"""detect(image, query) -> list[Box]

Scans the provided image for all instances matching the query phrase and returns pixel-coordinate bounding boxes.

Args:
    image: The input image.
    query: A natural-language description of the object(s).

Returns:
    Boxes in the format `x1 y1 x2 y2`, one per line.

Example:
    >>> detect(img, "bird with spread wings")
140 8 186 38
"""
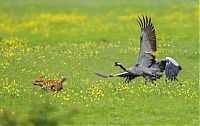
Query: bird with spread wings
95 15 182 84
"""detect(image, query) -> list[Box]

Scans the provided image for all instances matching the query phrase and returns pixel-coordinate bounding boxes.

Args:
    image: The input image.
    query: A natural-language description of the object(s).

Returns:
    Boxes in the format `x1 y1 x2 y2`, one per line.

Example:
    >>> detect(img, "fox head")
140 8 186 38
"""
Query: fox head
33 76 45 86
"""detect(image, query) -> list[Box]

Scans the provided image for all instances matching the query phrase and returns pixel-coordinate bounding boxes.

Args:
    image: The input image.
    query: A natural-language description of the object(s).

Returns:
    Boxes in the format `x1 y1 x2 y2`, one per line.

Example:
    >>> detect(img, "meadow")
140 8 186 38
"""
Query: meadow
0 0 199 125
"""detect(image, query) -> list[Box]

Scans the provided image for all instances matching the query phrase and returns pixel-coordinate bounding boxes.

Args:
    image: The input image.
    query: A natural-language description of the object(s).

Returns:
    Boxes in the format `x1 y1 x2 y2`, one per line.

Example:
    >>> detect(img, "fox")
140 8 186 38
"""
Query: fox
33 76 67 92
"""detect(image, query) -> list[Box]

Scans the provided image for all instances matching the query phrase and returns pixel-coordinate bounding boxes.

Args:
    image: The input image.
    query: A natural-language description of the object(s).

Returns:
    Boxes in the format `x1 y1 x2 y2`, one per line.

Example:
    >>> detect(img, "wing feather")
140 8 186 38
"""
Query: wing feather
165 57 181 81
95 72 138 83
137 15 157 67
95 72 130 78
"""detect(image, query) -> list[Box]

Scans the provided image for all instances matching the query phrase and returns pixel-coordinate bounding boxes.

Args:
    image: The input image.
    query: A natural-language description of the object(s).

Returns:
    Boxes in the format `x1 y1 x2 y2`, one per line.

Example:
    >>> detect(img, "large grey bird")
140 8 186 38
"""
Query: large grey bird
95 15 182 84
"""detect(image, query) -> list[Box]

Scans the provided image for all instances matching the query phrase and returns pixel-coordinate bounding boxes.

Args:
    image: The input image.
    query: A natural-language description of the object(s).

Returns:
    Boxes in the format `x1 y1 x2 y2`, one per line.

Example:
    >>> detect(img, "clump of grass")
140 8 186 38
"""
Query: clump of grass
0 95 79 126
0 109 22 126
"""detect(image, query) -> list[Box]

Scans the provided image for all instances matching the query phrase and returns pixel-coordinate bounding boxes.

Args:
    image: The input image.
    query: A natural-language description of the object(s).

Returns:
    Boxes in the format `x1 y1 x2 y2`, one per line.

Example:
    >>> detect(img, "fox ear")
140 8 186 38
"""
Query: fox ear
60 76 67 83
61 76 67 79
39 76 45 78
60 75 66 79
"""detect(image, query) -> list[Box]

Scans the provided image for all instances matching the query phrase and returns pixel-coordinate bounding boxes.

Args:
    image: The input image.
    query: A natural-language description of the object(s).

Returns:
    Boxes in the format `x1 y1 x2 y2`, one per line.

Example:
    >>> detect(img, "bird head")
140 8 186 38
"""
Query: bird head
113 62 122 66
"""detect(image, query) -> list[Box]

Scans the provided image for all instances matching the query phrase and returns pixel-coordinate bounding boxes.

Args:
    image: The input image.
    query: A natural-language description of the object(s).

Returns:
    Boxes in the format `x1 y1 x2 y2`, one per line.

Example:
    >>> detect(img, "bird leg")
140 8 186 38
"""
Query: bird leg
165 78 182 85
151 80 156 85
175 78 182 85
124 77 128 83
145 79 148 85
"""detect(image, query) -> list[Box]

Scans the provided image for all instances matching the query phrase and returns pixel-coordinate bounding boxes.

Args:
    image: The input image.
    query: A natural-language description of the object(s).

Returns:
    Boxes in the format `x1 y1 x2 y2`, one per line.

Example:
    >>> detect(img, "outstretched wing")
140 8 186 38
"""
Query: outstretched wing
137 15 156 67
95 72 138 83
95 72 129 78
150 59 166 72
165 57 182 81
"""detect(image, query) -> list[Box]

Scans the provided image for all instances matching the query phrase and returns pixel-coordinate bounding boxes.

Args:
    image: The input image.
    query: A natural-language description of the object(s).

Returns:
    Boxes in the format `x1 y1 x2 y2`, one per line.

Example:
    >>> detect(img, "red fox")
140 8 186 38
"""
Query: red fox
33 76 67 92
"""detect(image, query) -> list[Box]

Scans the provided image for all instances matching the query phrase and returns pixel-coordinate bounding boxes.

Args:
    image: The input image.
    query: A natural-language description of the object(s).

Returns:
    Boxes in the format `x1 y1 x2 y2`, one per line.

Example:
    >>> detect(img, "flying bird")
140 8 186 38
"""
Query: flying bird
95 15 182 84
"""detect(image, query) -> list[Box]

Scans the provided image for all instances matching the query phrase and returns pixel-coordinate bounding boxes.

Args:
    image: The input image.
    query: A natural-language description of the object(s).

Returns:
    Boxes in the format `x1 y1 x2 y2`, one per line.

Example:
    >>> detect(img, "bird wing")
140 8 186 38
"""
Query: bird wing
95 72 130 78
95 72 138 83
165 57 182 81
150 59 166 72
136 15 156 67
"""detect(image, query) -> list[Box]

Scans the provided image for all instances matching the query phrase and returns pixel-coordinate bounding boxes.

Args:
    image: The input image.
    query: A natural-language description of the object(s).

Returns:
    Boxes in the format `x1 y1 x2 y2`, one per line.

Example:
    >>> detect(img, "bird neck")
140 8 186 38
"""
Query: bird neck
118 64 127 71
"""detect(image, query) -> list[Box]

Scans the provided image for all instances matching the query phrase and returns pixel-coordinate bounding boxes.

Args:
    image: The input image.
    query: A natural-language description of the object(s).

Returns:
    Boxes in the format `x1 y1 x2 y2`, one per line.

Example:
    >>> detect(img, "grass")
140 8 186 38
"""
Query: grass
0 0 199 125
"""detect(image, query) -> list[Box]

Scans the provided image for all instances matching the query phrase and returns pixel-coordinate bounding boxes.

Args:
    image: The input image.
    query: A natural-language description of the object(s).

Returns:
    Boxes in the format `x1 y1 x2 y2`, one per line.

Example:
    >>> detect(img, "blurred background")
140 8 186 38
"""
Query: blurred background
0 0 198 44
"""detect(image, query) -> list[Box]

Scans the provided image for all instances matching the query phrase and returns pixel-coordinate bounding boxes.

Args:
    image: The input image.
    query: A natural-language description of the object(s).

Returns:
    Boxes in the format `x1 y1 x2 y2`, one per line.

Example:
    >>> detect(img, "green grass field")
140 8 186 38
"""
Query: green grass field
0 0 199 125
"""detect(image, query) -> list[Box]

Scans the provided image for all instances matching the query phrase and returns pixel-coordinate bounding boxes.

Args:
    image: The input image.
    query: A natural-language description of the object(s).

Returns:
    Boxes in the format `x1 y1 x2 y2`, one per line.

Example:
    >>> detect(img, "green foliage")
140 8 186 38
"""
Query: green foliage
28 96 58 126
0 95 79 126
0 109 21 126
